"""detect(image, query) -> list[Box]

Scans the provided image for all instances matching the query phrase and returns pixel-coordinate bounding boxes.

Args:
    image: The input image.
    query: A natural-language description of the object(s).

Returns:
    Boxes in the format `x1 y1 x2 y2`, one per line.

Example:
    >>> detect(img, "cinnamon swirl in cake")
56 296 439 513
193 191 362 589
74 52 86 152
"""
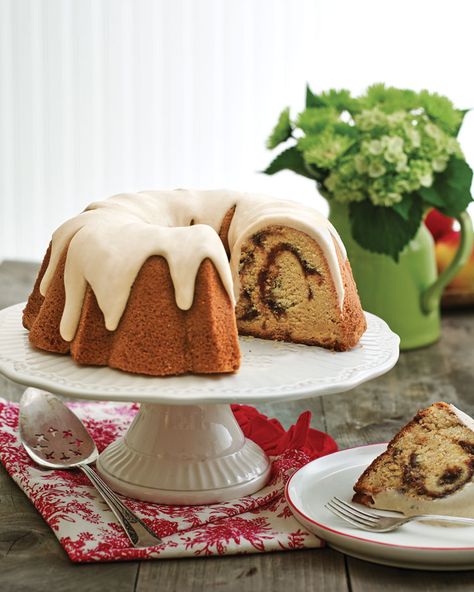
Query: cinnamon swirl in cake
353 402 474 517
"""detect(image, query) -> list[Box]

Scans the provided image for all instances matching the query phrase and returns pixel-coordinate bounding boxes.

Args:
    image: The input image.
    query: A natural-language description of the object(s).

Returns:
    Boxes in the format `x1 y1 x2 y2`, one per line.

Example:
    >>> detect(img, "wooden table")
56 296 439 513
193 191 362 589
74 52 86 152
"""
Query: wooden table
1 259 473 591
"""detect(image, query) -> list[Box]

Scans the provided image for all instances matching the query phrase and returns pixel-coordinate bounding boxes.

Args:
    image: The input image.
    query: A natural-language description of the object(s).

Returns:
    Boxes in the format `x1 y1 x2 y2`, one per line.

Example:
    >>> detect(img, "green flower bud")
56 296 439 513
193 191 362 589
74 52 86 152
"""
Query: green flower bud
354 154 368 174
324 172 339 193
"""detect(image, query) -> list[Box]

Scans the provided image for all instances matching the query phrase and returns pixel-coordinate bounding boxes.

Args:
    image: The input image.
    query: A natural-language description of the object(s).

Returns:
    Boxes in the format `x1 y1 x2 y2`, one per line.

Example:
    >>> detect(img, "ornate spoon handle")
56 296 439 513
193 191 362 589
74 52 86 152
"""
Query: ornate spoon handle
79 464 162 547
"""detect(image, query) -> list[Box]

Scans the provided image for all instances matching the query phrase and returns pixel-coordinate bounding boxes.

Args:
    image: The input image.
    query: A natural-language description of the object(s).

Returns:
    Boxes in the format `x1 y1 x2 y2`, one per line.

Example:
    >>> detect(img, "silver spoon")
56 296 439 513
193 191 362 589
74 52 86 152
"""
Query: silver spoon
19 388 162 548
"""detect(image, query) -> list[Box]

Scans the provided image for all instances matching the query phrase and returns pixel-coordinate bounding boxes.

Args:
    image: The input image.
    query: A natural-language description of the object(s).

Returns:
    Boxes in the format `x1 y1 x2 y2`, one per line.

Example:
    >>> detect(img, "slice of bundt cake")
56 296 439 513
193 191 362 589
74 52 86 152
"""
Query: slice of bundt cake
353 402 474 517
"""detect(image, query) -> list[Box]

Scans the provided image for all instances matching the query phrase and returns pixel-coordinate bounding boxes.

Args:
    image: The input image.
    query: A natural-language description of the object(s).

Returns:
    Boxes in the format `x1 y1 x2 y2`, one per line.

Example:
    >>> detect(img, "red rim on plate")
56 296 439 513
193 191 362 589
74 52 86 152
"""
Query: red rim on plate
285 443 474 552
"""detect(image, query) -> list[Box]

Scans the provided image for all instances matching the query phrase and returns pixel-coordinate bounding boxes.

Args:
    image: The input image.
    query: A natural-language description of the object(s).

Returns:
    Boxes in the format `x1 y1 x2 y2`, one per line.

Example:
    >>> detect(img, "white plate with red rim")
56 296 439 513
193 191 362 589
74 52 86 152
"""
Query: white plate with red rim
286 443 474 571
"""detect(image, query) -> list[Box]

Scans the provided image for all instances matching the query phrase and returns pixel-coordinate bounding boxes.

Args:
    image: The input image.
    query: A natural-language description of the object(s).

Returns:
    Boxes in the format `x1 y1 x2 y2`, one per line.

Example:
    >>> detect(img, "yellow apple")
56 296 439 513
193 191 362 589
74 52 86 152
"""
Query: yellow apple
435 230 474 292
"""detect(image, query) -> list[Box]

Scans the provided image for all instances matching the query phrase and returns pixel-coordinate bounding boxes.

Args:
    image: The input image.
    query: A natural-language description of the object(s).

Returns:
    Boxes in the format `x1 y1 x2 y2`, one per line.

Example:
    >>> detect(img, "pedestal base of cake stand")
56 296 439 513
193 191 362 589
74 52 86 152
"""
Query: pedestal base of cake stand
96 403 271 505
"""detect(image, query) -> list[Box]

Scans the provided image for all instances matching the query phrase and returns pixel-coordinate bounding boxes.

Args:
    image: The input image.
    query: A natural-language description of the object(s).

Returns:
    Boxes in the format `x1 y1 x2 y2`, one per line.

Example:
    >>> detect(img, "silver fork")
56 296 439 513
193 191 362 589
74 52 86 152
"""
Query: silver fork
325 496 474 532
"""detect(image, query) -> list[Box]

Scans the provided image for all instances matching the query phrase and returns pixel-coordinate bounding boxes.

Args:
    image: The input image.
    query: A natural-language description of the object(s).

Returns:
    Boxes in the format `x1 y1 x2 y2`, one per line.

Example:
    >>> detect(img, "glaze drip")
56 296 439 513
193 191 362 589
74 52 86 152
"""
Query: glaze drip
39 189 347 342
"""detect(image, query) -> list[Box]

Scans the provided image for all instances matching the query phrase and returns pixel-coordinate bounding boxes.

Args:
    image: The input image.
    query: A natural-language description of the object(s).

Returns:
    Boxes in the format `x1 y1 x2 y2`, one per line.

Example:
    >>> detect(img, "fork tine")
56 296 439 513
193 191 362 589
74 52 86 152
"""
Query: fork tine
328 499 376 526
325 500 374 528
331 498 378 525
325 502 371 528
333 497 379 522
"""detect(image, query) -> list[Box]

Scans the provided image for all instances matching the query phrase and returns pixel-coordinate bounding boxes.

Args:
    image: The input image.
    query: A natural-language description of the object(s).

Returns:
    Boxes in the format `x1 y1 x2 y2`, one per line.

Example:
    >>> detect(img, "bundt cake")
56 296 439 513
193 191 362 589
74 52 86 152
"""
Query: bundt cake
23 190 366 376
353 402 474 517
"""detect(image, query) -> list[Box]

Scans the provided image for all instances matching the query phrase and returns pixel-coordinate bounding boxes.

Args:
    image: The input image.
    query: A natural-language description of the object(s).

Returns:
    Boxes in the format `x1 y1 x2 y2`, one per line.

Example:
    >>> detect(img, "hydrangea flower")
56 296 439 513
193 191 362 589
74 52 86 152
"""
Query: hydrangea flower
316 108 461 208
264 84 472 260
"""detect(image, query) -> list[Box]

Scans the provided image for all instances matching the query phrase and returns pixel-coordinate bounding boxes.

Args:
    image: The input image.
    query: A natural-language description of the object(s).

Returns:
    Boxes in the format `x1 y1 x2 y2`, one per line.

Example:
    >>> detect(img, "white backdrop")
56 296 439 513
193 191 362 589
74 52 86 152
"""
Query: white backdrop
1 0 473 261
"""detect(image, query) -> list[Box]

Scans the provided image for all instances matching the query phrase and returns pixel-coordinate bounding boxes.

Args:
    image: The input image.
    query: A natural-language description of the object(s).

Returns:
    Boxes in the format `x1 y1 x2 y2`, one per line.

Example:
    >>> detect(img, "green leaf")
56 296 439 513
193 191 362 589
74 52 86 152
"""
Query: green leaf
413 188 444 209
349 196 423 261
418 157 473 216
266 107 293 149
333 121 358 138
454 108 470 137
391 194 414 221
306 84 318 108
419 90 464 136
262 146 317 179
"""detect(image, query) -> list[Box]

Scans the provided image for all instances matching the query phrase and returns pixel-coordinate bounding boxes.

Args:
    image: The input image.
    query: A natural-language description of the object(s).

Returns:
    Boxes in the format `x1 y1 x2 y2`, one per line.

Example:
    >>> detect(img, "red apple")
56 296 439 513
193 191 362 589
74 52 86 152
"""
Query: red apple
435 230 474 292
425 209 455 241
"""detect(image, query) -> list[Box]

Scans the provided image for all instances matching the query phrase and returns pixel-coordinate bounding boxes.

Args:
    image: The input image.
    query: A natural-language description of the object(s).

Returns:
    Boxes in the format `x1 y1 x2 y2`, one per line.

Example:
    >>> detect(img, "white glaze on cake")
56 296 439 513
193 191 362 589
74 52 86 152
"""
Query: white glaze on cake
370 482 474 518
450 404 474 432
39 189 347 342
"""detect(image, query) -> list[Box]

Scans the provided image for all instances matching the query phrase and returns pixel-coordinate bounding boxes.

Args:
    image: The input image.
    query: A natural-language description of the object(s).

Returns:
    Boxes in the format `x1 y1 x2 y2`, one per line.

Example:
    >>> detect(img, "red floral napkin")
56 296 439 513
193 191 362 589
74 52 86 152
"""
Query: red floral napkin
0 398 337 562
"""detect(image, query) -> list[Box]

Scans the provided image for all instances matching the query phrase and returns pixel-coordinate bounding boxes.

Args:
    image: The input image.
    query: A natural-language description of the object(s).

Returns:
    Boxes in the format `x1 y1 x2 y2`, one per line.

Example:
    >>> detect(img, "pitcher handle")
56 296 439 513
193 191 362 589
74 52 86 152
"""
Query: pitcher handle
421 211 474 314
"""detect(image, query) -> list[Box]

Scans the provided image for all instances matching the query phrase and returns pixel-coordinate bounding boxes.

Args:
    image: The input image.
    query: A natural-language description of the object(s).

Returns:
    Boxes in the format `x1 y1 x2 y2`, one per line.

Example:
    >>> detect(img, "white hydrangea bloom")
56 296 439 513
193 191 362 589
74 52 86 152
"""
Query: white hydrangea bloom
405 126 421 148
368 161 386 178
424 122 442 140
419 171 433 187
292 100 463 211
367 139 383 155
395 153 408 172
432 157 448 172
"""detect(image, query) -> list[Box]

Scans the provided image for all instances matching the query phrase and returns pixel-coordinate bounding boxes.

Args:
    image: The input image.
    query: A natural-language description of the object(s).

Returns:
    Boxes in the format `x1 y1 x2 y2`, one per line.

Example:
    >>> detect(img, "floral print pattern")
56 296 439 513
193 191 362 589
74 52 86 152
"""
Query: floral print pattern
0 399 337 562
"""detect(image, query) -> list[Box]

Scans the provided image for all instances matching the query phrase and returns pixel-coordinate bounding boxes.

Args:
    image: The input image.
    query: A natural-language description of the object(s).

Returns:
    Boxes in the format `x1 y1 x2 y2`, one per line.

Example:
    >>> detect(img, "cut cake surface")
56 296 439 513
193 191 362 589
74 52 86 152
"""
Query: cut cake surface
353 402 474 516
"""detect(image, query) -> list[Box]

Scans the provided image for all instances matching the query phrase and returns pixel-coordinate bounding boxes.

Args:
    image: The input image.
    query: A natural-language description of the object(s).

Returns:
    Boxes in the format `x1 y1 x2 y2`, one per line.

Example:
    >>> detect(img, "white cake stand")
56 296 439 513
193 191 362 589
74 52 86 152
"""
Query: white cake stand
0 303 399 504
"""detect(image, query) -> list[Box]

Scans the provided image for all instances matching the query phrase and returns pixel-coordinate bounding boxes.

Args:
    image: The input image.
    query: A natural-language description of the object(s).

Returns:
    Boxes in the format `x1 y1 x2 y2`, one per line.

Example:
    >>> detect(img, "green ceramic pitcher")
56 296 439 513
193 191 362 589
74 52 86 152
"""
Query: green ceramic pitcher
329 201 474 350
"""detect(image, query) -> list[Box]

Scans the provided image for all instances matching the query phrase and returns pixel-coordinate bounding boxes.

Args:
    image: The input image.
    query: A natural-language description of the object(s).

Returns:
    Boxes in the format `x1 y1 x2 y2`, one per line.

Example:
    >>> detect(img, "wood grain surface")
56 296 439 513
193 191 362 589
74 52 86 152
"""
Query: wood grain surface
1 260 473 591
